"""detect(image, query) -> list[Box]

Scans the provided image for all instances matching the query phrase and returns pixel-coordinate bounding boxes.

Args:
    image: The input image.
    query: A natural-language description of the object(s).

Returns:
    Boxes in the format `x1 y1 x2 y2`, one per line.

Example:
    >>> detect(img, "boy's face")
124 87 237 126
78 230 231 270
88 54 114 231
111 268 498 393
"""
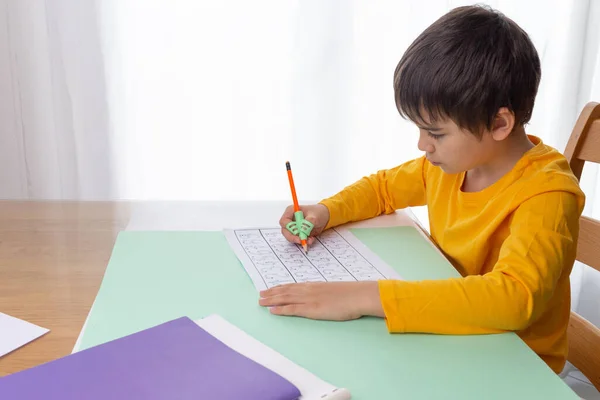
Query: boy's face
416 117 499 175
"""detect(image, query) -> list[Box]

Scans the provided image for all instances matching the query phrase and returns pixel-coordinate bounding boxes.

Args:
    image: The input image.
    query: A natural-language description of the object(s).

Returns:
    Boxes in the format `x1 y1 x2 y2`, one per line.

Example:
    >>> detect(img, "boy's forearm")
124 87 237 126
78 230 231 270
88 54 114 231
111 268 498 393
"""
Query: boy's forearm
377 274 532 334
320 158 428 229
319 177 390 229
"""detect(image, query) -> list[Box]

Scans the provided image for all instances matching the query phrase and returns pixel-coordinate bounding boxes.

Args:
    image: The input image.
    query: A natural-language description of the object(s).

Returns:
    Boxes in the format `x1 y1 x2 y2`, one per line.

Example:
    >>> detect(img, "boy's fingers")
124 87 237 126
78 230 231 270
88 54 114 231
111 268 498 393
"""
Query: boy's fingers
279 205 296 228
279 216 293 228
258 293 304 307
269 304 306 317
259 285 283 298
280 205 319 245
260 283 302 300
281 227 301 244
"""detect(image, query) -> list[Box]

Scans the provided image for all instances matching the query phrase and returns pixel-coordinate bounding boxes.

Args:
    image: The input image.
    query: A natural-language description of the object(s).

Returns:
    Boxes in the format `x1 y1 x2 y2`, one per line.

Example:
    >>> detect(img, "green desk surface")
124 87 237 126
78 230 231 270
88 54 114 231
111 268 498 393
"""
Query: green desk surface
77 226 578 399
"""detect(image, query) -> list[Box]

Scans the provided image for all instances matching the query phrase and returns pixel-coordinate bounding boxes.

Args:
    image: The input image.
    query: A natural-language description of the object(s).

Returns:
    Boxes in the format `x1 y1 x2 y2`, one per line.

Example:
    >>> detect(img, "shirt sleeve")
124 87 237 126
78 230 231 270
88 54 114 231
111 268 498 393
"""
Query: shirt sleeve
378 191 580 334
319 157 428 229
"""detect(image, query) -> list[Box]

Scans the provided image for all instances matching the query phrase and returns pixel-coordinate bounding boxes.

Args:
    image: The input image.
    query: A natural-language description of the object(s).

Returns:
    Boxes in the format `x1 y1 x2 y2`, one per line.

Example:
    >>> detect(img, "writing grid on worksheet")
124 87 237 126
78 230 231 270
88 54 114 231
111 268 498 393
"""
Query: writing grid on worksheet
228 228 398 290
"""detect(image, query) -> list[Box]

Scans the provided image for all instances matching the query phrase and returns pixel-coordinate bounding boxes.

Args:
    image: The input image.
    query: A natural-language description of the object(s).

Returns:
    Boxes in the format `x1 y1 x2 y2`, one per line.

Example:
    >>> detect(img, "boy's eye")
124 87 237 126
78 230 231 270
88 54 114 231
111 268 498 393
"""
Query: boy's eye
428 131 443 140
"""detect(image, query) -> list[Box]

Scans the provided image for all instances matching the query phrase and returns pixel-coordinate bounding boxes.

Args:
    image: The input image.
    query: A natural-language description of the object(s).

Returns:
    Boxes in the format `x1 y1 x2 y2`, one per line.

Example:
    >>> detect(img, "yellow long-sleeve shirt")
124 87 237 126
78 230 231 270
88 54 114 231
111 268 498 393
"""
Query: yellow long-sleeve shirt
320 136 585 373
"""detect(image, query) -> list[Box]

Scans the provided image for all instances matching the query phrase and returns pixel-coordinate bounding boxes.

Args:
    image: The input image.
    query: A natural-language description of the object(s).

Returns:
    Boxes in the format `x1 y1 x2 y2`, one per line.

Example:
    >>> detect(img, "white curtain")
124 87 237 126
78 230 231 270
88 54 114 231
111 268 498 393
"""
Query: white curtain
1 0 599 393
0 0 113 199
2 0 599 203
93 0 600 204
96 0 425 201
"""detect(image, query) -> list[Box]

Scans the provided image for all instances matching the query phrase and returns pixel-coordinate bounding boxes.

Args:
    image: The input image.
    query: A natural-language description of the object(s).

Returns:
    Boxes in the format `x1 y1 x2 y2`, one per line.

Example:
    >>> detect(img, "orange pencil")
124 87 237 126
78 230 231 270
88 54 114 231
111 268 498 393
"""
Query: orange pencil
285 161 308 253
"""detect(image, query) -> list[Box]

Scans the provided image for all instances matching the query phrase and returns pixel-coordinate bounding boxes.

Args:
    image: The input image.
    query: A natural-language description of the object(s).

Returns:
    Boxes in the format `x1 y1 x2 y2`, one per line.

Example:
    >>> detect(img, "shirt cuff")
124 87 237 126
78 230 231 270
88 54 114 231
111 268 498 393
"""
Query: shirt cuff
318 198 344 230
378 279 407 332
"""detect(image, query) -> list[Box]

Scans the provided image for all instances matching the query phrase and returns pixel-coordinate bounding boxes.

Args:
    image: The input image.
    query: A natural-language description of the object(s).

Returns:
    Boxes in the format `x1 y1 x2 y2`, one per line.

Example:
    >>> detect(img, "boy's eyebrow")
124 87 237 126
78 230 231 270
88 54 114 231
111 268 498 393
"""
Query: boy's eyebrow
417 125 442 132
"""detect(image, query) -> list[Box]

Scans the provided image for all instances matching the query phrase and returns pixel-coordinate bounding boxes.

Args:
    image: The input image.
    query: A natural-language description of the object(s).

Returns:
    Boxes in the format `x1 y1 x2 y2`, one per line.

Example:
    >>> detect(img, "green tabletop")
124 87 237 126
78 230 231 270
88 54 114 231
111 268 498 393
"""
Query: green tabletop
76 226 578 399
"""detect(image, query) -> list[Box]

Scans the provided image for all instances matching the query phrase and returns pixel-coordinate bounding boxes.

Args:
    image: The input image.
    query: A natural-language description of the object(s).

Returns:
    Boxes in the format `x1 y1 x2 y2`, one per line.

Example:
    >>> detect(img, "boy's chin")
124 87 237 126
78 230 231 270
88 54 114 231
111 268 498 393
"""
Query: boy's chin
437 164 459 174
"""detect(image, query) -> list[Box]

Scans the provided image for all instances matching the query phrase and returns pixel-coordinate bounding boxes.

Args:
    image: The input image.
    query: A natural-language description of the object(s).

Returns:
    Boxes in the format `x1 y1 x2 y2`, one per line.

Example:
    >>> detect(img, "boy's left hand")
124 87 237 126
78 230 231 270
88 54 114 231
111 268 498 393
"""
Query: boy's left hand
258 281 385 321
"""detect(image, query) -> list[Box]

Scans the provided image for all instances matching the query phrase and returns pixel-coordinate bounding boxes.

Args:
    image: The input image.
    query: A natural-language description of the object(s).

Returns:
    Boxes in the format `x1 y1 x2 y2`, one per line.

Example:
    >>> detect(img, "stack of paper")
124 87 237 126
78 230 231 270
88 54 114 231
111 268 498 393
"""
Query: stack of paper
197 314 351 399
0 314 350 400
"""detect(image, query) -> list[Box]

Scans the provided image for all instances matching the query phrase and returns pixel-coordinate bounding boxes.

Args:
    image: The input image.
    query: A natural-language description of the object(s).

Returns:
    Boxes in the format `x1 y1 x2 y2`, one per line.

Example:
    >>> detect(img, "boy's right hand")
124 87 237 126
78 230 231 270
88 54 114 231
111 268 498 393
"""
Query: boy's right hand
279 204 330 246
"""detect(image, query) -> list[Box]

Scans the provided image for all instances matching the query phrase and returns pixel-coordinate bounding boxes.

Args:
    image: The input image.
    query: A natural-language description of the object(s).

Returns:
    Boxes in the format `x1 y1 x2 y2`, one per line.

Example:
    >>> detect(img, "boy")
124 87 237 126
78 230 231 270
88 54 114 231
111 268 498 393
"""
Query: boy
258 5 585 374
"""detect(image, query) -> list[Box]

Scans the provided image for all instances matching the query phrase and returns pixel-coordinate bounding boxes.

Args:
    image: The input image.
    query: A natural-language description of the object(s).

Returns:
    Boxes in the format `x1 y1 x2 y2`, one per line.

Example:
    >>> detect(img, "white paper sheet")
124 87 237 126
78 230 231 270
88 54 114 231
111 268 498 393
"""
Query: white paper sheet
224 226 402 291
0 312 49 358
196 314 351 400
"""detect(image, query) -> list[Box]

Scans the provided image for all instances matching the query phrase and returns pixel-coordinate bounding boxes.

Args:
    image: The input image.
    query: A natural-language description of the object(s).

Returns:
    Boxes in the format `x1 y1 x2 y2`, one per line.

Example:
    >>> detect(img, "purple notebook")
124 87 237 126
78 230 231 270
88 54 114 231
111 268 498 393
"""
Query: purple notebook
0 317 301 400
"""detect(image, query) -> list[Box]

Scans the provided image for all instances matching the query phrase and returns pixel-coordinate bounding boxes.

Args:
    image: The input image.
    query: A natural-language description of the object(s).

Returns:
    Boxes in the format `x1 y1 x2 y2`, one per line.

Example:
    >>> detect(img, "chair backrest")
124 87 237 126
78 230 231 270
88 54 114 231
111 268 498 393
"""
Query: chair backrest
563 101 600 391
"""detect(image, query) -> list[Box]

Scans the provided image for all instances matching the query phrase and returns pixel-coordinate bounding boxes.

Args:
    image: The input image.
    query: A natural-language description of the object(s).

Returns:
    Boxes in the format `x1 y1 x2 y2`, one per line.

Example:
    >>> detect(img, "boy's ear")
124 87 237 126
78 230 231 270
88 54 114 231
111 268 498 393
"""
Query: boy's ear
491 107 515 141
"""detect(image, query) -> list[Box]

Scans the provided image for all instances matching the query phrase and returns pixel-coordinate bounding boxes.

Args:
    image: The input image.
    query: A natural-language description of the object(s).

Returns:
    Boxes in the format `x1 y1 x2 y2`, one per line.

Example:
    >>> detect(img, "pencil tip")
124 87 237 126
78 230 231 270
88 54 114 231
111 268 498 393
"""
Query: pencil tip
286 161 291 170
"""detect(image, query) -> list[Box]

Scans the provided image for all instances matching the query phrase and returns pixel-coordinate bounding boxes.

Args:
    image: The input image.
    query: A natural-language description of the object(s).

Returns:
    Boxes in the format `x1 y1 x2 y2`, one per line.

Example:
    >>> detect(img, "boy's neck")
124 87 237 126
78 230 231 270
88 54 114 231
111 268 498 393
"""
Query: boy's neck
463 127 535 193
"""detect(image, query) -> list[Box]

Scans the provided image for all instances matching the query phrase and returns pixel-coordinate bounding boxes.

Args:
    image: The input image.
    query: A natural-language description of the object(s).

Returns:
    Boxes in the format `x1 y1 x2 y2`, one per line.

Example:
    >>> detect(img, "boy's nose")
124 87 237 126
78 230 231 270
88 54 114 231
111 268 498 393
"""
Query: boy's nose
418 135 435 153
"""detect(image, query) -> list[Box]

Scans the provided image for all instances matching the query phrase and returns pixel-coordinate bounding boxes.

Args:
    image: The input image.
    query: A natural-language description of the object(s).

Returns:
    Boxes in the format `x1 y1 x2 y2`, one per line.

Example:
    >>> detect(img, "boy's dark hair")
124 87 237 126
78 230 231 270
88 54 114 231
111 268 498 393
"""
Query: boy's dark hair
393 5 541 137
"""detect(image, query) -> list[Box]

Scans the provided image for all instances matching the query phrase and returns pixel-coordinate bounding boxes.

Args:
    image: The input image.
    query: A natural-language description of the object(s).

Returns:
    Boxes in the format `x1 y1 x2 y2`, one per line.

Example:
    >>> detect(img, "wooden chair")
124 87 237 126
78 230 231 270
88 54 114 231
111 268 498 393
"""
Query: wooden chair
563 101 600 392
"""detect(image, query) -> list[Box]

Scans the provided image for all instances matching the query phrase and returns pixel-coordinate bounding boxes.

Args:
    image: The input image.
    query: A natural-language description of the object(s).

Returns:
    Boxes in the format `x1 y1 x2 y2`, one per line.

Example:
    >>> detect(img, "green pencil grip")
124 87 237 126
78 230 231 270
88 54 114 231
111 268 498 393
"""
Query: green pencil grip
285 211 314 240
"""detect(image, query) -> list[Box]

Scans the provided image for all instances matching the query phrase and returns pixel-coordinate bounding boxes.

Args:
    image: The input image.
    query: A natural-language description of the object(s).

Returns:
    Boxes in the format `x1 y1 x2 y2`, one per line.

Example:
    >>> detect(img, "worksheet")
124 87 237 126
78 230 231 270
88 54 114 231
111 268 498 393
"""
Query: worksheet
224 227 401 291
